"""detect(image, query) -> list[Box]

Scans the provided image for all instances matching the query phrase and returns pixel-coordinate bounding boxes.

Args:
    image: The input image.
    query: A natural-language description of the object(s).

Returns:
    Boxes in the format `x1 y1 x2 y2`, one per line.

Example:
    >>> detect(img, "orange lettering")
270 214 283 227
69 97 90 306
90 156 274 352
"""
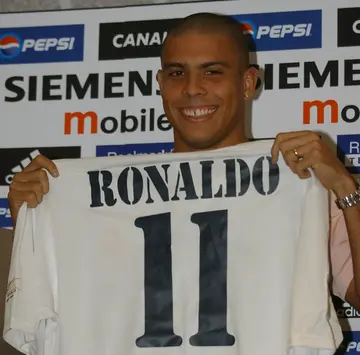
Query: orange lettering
303 100 339 124
64 111 98 135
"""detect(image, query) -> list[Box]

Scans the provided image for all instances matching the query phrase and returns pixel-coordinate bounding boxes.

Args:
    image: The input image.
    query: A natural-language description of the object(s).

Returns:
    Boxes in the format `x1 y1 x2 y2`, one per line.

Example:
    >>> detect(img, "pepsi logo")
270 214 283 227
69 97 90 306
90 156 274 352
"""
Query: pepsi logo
0 34 21 58
240 22 257 37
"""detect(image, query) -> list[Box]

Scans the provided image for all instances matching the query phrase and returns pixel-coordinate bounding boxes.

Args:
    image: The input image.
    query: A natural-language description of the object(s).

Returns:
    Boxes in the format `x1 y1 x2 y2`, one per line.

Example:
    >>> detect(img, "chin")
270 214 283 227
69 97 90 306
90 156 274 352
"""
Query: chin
185 136 220 150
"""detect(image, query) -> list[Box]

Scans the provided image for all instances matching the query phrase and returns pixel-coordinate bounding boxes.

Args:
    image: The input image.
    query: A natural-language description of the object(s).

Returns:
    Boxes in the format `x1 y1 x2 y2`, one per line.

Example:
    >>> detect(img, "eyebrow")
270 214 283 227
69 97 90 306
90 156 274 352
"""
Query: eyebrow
162 61 231 70
162 62 184 70
200 61 231 69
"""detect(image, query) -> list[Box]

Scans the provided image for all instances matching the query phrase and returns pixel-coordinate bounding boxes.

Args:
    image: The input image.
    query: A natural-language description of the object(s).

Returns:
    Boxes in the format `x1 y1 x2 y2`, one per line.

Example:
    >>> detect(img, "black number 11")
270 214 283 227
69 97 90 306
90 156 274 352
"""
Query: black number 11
134 210 235 348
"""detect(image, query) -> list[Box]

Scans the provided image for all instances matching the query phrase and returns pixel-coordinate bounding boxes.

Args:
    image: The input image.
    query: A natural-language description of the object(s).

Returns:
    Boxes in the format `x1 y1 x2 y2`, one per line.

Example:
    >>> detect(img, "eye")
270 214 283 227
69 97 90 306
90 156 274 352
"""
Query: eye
205 70 223 75
169 71 184 77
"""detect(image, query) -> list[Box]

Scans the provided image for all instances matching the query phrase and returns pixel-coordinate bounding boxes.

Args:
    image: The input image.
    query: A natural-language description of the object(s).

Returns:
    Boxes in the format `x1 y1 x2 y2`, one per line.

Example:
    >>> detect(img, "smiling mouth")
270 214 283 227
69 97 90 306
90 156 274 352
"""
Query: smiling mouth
180 107 218 121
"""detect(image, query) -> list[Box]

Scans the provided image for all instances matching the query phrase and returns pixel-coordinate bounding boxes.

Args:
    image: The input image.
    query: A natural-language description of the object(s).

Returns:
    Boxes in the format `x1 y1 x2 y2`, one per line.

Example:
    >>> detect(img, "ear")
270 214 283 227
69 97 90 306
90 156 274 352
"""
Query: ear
157 70 163 95
243 66 258 100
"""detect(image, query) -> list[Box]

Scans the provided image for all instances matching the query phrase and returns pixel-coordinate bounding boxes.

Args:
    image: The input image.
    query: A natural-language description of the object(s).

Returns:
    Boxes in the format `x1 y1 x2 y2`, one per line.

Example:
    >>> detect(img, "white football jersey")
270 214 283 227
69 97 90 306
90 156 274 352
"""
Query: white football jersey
3 141 342 355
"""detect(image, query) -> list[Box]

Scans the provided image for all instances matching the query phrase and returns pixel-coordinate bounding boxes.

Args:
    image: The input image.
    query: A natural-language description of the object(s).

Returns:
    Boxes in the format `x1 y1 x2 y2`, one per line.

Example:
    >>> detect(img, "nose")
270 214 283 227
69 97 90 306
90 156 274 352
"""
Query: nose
182 73 207 98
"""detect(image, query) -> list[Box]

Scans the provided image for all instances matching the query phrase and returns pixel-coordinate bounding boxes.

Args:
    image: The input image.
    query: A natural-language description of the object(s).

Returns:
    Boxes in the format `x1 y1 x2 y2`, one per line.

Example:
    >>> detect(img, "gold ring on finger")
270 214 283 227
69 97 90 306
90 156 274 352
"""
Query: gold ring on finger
293 148 300 159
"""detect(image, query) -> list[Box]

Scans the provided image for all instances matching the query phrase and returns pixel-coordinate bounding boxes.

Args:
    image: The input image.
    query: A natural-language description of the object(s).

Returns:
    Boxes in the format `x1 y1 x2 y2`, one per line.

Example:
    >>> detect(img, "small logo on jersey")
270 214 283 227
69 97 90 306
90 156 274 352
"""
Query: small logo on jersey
0 25 84 64
96 142 174 156
6 278 20 303
337 134 360 174
0 35 21 58
232 10 321 51
0 146 81 186
0 198 11 228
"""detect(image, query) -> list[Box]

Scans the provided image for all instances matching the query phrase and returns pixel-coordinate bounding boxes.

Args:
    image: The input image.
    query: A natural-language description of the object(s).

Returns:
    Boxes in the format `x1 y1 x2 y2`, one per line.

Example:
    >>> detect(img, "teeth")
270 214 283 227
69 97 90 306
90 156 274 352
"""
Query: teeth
182 108 216 117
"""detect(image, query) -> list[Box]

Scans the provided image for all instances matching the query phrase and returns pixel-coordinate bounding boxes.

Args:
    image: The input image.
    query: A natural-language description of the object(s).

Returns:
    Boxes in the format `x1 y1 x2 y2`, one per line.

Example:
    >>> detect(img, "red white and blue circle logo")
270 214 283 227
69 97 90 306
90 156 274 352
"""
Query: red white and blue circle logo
0 34 22 58
240 21 257 38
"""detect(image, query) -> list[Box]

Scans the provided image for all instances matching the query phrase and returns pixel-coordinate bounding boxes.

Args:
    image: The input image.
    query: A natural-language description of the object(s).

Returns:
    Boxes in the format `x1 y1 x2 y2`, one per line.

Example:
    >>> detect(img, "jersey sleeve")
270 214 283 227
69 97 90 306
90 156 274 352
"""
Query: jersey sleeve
290 177 343 352
329 192 353 300
3 203 58 355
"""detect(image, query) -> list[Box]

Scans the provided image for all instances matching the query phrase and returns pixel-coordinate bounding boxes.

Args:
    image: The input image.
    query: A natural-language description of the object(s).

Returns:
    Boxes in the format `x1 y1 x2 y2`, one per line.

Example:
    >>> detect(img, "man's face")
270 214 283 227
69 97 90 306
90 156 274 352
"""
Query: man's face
157 31 256 151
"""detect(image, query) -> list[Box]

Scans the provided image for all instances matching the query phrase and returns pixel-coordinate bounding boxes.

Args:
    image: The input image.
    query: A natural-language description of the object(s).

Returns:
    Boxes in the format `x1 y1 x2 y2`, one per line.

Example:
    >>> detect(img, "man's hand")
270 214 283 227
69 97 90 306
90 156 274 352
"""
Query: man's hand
7 155 58 226
271 131 356 197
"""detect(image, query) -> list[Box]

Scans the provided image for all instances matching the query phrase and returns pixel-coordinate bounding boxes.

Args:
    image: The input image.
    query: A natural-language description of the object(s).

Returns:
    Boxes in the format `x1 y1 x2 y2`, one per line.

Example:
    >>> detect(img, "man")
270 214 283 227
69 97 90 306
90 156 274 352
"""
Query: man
6 12 360 312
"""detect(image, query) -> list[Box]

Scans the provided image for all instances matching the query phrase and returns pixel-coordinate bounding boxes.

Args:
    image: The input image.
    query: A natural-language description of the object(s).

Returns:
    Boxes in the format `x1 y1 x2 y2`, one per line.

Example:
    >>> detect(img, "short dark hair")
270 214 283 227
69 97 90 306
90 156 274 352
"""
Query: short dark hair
161 12 249 69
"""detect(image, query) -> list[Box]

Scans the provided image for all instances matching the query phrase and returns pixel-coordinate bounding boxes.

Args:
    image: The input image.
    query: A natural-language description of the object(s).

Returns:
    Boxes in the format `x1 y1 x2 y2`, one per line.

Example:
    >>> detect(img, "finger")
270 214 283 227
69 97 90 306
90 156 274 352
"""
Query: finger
285 140 324 178
7 193 21 227
273 134 319 165
283 149 299 174
291 139 322 159
22 155 59 177
277 133 319 156
8 190 40 208
13 169 50 194
295 157 313 179
271 131 310 163
9 181 44 204
277 133 320 157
